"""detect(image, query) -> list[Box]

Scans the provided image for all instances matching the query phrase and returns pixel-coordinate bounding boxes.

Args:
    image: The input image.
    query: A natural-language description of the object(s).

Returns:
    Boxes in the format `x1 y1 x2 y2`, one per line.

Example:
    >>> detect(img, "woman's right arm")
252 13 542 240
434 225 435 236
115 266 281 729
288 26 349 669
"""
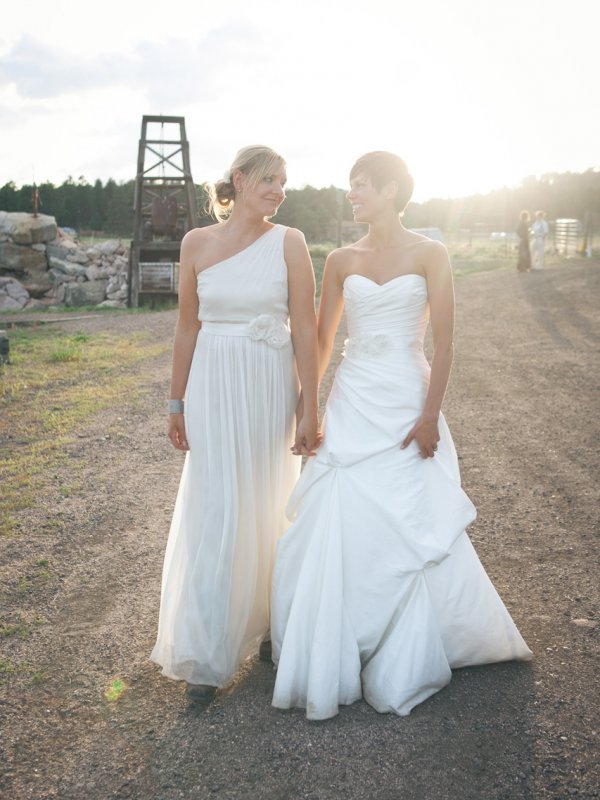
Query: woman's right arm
168 232 202 451
317 250 346 380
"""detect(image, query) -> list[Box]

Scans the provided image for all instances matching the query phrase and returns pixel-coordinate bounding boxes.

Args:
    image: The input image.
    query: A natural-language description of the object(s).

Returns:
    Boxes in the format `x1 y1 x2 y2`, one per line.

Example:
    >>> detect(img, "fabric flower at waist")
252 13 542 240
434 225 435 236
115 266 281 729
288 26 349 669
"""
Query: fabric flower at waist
247 314 291 349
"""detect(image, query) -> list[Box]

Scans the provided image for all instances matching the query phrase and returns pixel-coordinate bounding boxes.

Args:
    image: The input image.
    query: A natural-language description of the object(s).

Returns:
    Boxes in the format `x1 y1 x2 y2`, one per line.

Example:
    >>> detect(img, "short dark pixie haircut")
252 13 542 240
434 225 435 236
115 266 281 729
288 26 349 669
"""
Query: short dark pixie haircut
350 151 414 213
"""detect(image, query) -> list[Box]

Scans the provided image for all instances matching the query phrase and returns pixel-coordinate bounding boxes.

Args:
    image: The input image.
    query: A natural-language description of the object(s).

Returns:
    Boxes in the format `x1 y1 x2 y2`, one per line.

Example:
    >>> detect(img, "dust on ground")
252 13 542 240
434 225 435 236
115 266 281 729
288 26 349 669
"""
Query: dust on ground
1 260 599 800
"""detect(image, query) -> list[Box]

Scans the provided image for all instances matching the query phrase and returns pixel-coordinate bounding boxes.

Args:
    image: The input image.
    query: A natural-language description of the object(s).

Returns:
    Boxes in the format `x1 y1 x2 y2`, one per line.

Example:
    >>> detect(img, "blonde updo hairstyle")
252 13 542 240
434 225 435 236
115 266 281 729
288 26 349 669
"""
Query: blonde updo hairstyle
206 145 286 222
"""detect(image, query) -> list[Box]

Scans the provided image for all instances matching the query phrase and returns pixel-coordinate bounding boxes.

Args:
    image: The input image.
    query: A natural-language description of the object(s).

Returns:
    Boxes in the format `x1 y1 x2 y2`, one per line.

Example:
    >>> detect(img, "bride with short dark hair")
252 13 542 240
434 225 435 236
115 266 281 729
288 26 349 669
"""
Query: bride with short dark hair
271 151 532 720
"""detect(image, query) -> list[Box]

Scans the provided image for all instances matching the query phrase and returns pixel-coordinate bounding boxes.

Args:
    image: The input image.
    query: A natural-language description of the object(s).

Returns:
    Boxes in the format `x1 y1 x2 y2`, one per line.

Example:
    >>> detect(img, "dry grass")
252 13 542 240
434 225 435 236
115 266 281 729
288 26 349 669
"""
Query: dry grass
0 327 170 536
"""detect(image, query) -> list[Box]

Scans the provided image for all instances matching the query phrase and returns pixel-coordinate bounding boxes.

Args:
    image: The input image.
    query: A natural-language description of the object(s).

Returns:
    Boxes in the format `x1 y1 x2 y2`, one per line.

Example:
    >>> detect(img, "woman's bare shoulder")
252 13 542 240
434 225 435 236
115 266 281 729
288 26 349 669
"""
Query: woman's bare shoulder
281 225 305 240
282 226 308 252
327 241 365 265
418 239 451 283
181 224 220 250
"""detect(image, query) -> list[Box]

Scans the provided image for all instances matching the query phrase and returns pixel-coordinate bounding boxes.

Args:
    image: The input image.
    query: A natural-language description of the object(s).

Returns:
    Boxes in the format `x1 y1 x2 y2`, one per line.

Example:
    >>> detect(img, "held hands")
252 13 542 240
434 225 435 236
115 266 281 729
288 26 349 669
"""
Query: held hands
401 416 440 459
168 413 190 451
291 415 322 457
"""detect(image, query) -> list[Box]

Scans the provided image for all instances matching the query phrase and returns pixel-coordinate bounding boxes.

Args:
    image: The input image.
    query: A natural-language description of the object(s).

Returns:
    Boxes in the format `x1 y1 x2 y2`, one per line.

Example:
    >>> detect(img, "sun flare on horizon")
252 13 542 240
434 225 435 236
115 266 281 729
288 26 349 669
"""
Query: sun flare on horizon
0 0 597 201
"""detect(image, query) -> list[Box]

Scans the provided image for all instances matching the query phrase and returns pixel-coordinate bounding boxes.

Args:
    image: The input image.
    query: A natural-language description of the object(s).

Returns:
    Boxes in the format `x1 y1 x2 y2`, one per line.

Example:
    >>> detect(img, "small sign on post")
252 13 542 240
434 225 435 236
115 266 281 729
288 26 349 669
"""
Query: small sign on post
0 330 10 365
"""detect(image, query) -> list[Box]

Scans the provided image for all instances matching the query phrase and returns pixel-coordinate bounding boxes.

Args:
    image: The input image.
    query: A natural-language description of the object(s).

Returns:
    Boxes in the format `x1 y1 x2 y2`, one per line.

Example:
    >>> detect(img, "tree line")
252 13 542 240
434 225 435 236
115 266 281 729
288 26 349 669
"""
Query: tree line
0 169 598 241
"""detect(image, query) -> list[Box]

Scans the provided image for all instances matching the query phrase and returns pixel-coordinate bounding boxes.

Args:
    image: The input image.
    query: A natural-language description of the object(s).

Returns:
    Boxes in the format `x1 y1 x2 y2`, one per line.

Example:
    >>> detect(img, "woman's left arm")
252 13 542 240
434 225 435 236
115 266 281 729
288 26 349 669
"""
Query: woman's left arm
402 242 455 458
285 228 320 456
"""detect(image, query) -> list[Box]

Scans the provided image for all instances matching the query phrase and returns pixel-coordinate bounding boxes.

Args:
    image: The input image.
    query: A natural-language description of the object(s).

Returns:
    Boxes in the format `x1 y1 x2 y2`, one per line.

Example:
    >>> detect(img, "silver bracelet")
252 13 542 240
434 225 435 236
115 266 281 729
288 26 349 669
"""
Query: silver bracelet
168 399 184 414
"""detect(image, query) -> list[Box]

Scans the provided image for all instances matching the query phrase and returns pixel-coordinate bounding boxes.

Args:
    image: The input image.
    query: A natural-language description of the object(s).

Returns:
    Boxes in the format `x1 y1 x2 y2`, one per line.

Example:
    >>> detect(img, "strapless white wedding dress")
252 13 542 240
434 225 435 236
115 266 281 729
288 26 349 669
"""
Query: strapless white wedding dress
271 273 532 720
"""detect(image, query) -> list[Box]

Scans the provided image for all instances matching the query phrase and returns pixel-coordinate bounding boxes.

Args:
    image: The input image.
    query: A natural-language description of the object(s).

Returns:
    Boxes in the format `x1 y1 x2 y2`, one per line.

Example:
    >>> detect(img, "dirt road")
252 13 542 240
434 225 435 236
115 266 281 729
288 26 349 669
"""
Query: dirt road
1 260 599 799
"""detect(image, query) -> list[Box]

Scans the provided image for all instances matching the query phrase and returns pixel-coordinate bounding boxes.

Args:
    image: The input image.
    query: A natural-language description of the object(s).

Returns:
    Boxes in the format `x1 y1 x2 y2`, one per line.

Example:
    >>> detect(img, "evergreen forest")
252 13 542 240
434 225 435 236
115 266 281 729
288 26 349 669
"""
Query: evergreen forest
0 169 598 242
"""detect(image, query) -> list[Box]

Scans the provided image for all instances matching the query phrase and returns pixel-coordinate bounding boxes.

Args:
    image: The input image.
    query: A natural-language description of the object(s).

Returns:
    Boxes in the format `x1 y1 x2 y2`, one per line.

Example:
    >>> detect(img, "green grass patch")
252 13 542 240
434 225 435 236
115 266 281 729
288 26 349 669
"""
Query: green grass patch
105 677 127 702
0 659 48 685
0 326 170 536
58 482 83 498
0 613 45 638
50 343 81 362
0 619 30 638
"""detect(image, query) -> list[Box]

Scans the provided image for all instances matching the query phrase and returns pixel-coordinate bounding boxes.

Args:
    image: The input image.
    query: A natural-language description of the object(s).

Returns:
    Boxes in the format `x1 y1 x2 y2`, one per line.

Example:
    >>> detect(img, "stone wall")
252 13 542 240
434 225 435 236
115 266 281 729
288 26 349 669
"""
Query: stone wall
0 211 129 310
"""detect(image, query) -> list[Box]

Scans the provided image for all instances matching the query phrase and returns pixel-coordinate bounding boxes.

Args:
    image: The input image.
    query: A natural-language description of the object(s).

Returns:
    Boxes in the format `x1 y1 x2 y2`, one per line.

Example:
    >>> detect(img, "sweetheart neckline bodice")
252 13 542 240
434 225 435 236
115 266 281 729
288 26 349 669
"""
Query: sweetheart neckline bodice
343 273 426 290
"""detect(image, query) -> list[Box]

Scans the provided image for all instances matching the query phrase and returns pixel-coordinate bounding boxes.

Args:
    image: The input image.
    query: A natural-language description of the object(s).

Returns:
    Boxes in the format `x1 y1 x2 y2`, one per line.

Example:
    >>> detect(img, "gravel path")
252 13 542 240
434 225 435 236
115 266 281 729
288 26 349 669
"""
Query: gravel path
1 260 599 799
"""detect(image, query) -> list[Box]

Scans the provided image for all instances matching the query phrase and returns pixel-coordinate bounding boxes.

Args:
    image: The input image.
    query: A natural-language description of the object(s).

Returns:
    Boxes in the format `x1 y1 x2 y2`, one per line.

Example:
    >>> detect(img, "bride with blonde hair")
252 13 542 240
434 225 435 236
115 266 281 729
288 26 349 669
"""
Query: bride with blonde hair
151 145 319 702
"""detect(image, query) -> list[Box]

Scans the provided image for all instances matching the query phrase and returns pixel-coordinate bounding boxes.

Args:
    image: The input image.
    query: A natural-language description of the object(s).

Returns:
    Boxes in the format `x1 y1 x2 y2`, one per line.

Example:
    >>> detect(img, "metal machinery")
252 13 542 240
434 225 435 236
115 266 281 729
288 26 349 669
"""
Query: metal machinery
128 115 199 306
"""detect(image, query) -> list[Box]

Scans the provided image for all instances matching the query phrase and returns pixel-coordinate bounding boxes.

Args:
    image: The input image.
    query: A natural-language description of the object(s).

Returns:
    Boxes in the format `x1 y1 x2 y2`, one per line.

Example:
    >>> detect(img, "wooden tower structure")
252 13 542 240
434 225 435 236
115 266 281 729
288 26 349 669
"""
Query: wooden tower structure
128 115 199 306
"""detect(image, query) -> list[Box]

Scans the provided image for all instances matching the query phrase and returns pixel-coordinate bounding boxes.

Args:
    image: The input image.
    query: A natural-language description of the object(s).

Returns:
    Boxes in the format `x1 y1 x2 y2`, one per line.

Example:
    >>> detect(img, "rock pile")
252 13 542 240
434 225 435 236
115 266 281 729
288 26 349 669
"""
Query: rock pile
0 276 45 311
0 211 129 310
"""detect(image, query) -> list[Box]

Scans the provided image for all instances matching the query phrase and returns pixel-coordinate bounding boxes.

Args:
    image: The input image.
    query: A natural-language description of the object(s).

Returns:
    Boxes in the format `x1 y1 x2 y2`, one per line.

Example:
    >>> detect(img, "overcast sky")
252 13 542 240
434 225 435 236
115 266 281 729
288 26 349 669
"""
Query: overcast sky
1 0 598 201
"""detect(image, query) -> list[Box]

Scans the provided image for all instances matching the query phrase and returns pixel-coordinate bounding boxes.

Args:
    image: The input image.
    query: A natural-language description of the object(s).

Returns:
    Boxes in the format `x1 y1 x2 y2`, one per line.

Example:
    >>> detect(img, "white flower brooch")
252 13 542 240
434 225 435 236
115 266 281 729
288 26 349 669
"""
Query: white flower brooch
247 315 291 349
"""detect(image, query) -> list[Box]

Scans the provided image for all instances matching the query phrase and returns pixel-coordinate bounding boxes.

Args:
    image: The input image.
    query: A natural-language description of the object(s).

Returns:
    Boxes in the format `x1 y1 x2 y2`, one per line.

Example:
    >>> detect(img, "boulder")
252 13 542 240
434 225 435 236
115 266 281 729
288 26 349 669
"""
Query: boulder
66 250 90 265
54 283 66 303
22 276 53 298
84 264 101 281
112 254 128 272
0 212 57 245
48 268 72 287
0 277 30 310
97 299 126 309
107 287 128 301
48 256 87 278
46 239 78 261
31 243 47 252
98 239 120 256
65 279 108 306
106 275 123 294
5 280 30 303
0 294 22 311
0 241 48 273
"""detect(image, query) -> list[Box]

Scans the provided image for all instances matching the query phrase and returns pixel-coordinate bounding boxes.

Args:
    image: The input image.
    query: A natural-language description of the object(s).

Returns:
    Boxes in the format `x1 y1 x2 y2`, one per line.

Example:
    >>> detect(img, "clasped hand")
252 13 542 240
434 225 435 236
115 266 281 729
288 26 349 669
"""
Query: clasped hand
291 415 321 457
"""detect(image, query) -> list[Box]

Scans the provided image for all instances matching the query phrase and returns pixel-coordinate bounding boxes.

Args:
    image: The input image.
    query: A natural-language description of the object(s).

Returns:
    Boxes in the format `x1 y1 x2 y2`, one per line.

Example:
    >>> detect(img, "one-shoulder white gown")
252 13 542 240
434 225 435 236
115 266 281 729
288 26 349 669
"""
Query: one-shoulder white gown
151 224 300 687
271 273 532 720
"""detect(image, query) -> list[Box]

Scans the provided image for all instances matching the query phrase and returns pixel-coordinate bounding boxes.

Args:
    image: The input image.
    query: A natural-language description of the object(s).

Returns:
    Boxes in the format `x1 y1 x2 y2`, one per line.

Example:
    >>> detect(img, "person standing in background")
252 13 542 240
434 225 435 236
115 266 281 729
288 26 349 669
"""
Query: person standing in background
532 210 549 270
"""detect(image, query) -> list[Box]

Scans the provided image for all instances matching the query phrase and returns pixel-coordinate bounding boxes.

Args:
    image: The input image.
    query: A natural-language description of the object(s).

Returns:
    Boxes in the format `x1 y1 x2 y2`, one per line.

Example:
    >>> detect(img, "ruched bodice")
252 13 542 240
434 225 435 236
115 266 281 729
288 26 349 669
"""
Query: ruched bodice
344 273 429 342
